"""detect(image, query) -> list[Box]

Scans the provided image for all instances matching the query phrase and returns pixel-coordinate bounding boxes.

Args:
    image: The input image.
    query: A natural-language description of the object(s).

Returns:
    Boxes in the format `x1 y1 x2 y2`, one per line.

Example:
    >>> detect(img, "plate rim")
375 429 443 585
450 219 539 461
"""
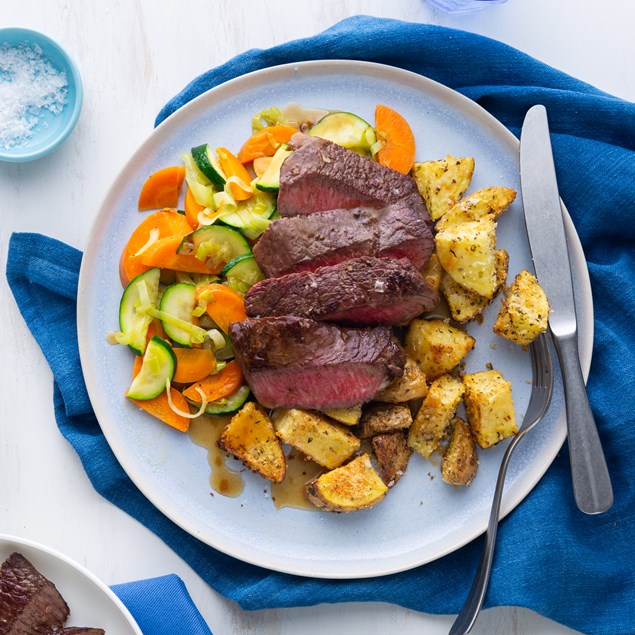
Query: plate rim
77 59 593 579
0 533 143 633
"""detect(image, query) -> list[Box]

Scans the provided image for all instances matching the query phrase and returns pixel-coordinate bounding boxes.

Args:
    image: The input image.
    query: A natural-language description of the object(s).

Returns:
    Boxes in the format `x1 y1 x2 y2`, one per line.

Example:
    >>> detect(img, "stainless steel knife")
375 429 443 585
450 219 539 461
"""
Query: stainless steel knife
520 104 613 514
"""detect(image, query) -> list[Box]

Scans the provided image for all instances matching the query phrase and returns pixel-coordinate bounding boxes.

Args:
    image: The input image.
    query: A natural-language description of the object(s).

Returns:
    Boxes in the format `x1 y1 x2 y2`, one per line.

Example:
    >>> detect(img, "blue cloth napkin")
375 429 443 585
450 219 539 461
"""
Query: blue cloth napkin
111 575 212 635
6 16 635 635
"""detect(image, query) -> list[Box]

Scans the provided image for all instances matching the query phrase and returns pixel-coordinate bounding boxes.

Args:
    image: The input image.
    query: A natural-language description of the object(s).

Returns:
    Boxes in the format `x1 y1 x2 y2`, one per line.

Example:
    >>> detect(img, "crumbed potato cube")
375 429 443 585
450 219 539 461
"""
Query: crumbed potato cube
218 402 286 483
421 253 443 292
435 216 498 298
408 375 465 458
493 270 550 345
272 408 360 469
411 155 475 221
372 431 411 487
463 370 517 448
405 318 475 380
322 405 362 426
441 249 509 323
306 453 388 512
357 404 413 439
441 417 479 486
375 356 428 403
435 187 516 231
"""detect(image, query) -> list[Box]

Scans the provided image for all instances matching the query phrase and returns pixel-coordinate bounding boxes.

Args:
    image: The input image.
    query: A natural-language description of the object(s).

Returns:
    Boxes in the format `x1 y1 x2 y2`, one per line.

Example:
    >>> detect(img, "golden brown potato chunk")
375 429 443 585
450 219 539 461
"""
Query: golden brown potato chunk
411 155 475 221
218 402 286 483
405 318 475 380
441 249 509 323
435 187 516 231
408 375 465 458
372 431 411 487
463 370 517 448
420 253 443 293
441 417 479 486
375 356 428 403
322 405 362 426
493 270 550 345
272 408 360 469
357 403 413 439
436 216 498 298
306 454 388 512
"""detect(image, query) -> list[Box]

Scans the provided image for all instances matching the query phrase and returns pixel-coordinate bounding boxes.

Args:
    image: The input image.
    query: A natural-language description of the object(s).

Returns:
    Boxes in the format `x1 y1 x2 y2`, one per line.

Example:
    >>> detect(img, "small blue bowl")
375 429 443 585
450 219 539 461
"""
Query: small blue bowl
0 28 83 162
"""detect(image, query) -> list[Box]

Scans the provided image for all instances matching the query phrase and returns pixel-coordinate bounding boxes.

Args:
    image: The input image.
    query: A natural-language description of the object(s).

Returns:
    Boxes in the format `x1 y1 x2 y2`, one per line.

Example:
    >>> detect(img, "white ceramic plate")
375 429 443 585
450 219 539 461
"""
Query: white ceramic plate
77 60 592 579
0 534 142 633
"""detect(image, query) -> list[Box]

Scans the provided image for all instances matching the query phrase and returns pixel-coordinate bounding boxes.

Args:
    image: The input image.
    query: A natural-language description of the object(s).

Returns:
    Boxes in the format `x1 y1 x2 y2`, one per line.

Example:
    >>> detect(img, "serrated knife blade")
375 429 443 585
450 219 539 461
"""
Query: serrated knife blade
520 105 613 514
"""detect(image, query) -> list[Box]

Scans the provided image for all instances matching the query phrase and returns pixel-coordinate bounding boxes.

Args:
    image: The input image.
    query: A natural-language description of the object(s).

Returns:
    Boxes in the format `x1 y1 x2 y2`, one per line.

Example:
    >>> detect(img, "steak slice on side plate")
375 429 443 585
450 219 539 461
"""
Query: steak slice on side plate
277 134 431 226
229 316 405 410
0 552 70 635
252 201 434 278
245 257 439 326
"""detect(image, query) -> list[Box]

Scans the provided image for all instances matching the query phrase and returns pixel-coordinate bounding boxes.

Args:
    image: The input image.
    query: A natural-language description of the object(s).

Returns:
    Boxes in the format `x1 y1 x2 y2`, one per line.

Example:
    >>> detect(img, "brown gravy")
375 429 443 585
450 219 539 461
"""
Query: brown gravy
271 452 323 511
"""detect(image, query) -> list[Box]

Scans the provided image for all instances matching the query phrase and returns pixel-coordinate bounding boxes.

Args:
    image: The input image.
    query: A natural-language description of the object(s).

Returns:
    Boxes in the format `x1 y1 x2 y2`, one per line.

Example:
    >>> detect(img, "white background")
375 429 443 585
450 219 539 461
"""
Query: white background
1 1 633 634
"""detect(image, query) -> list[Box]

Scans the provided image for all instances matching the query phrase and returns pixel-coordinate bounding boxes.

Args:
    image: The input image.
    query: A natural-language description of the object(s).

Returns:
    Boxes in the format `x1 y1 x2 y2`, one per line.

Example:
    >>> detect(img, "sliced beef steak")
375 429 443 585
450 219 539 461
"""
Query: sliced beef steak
229 316 405 409
45 629 105 635
245 257 439 326
277 134 430 225
253 201 434 278
0 552 70 635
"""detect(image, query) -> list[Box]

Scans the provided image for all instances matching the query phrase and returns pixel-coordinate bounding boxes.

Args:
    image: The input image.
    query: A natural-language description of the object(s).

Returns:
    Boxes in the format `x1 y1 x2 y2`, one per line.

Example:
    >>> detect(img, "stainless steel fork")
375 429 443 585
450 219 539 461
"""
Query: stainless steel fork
449 332 554 635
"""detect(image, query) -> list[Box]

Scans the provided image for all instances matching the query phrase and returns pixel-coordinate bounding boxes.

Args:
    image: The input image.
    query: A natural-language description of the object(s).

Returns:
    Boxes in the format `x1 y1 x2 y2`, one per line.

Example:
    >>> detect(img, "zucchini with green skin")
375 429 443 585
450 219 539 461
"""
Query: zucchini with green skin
159 283 198 347
181 152 216 208
118 267 161 355
204 385 251 415
309 112 377 154
191 144 226 190
219 189 277 240
127 336 176 400
255 144 292 193
222 254 265 293
177 225 252 269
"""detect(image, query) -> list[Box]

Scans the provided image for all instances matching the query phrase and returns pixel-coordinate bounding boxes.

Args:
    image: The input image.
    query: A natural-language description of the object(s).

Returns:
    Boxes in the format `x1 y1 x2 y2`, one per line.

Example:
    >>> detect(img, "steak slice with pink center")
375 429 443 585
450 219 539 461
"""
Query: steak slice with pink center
244 257 439 326
229 316 405 410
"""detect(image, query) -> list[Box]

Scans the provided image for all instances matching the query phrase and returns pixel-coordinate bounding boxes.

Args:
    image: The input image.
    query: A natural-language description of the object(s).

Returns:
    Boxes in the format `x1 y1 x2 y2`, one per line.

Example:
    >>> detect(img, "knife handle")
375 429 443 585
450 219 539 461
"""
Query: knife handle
554 333 614 514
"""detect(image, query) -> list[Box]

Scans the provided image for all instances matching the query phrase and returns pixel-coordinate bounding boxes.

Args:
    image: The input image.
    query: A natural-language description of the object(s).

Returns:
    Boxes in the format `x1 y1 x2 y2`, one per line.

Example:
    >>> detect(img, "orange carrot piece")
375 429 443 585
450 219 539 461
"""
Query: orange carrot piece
375 104 416 175
216 147 253 201
138 166 186 211
140 235 222 274
184 187 205 228
237 125 297 163
195 284 246 333
128 356 190 432
173 348 217 384
182 360 243 403
119 209 193 286
252 156 272 179
145 319 167 346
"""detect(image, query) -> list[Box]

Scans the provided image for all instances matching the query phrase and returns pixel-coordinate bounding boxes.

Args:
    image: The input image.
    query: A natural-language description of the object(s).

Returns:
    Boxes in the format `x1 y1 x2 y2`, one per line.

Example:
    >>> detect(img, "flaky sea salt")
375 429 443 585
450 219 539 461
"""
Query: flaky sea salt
0 42 68 150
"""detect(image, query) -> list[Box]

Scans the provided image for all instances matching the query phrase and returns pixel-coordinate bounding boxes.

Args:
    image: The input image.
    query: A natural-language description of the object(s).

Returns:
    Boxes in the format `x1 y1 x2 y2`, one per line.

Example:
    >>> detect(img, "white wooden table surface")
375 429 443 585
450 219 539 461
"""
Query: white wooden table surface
1 1 633 634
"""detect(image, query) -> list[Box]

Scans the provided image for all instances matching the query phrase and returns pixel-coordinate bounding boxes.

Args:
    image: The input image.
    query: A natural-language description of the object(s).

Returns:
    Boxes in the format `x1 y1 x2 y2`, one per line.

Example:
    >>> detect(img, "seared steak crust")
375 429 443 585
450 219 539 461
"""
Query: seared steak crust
245 257 439 326
277 134 430 224
229 316 405 409
0 553 70 635
253 201 434 278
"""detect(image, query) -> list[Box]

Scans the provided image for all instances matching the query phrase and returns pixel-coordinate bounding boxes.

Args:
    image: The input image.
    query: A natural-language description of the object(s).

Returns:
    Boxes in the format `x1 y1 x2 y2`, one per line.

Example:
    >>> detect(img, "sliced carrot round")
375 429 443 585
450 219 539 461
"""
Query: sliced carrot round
375 104 416 175
140 235 223 274
138 166 186 211
216 147 253 201
184 187 205 228
252 156 272 179
237 125 298 163
182 360 244 403
173 348 217 384
195 284 246 333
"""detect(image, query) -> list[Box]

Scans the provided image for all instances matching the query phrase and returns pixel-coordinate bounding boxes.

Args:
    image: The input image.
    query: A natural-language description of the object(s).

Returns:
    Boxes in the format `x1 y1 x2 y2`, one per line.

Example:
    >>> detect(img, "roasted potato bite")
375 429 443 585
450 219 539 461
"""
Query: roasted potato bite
441 249 509 323
411 155 475 221
435 216 498 298
306 454 388 512
405 318 475 380
441 417 479 486
218 402 286 483
408 374 465 458
375 356 428 403
357 403 413 438
372 431 411 487
272 408 360 469
435 186 516 231
493 270 550 345
420 253 443 293
463 370 517 448
322 405 362 426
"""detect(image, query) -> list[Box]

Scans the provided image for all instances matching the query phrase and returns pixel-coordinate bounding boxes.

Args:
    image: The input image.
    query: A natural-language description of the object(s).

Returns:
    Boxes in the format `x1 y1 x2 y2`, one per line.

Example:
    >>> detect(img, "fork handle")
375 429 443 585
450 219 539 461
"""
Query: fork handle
554 333 613 514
